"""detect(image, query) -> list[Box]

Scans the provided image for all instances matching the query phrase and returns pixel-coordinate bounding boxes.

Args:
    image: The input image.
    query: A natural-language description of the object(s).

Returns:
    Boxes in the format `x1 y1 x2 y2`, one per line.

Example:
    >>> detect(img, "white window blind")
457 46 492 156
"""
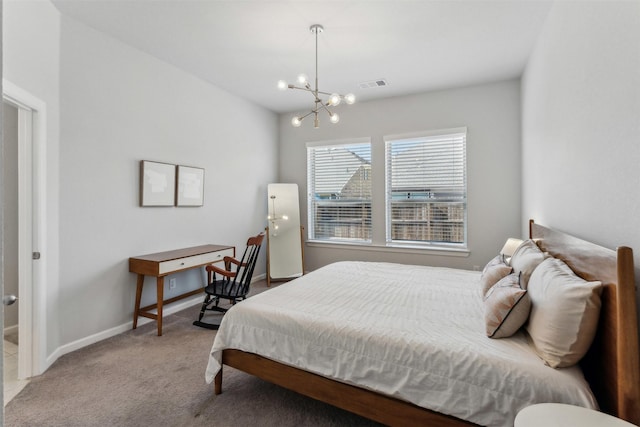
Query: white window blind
307 142 372 242
385 130 467 246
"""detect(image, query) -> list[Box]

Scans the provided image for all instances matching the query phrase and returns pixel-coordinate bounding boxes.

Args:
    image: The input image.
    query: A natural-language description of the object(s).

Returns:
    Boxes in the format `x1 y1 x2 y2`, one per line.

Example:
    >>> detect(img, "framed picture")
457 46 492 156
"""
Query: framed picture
140 160 176 207
176 165 205 206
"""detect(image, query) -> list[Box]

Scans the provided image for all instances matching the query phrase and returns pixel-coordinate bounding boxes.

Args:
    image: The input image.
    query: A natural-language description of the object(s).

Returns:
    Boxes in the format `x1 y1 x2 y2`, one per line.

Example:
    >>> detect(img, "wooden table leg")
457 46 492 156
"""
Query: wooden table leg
133 274 144 329
156 276 164 336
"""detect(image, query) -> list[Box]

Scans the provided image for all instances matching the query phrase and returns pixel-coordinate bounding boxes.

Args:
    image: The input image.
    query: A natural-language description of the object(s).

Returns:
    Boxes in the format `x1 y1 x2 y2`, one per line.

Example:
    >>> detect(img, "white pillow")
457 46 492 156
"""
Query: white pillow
509 239 547 289
525 257 602 368
479 257 513 297
484 272 531 339
482 254 505 275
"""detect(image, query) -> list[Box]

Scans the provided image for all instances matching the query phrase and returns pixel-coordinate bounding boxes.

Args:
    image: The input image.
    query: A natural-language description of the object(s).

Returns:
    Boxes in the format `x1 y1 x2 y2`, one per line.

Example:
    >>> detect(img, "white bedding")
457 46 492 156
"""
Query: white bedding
206 261 597 426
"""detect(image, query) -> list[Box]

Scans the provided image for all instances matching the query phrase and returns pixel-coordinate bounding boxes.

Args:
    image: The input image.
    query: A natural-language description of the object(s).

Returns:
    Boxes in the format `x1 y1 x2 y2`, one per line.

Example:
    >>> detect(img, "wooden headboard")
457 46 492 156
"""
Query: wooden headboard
529 220 640 424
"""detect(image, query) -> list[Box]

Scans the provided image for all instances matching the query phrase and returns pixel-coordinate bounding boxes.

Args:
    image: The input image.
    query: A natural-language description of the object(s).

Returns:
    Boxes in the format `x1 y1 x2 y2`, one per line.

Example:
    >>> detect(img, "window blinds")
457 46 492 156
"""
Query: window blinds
307 142 372 242
385 132 467 245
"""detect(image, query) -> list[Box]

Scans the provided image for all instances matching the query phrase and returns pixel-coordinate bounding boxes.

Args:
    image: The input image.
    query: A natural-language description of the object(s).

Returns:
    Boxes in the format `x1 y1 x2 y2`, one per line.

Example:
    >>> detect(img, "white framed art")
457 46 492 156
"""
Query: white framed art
176 165 205 206
140 160 176 207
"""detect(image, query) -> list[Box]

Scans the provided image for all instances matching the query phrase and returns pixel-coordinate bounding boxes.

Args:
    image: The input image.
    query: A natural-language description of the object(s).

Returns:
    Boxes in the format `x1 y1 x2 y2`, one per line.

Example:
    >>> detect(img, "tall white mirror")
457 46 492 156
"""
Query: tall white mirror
267 183 304 285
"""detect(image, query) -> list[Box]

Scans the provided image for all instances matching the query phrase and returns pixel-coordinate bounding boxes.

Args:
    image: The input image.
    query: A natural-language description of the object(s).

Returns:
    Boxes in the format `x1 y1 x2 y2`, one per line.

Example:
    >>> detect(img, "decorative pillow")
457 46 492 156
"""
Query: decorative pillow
482 254 505 274
525 257 602 368
509 239 548 289
480 258 513 296
484 272 531 338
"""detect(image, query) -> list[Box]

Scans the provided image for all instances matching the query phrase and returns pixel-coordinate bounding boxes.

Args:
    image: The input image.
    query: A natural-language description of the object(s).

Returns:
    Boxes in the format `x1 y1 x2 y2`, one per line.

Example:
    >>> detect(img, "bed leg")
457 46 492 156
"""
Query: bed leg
214 368 222 395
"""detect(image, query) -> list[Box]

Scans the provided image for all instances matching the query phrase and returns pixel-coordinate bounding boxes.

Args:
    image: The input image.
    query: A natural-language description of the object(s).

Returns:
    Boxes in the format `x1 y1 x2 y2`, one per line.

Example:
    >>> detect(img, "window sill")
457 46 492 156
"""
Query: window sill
305 240 470 257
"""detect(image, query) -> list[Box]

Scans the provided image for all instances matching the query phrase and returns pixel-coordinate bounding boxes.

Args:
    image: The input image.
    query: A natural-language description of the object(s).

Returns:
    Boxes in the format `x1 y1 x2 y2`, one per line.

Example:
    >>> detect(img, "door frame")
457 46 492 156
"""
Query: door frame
3 79 47 378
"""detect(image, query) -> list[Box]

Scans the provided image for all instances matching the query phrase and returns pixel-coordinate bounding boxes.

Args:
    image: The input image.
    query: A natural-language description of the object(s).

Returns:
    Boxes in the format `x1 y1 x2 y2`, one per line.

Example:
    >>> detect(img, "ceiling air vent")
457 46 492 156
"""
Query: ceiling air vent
358 79 388 89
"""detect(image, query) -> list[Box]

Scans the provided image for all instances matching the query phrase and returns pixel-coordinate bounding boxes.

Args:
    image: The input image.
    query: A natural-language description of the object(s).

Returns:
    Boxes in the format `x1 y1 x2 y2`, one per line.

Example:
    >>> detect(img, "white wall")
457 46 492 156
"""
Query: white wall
4 1 278 360
521 2 640 321
57 15 278 345
280 79 522 271
3 0 61 357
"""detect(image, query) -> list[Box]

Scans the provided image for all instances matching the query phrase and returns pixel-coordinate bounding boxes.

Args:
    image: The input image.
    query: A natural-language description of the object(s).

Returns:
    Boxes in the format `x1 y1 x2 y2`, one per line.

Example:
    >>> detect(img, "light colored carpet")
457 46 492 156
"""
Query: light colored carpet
4 281 381 427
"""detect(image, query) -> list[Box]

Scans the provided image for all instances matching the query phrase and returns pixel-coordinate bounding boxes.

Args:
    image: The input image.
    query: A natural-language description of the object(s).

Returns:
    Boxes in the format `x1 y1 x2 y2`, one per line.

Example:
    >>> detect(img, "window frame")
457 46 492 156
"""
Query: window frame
306 137 373 244
384 127 468 249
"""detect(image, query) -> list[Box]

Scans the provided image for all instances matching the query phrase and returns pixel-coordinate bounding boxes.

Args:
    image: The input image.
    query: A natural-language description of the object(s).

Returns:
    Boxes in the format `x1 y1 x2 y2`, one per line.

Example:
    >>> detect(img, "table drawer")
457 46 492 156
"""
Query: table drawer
158 248 234 275
200 248 235 264
159 255 202 274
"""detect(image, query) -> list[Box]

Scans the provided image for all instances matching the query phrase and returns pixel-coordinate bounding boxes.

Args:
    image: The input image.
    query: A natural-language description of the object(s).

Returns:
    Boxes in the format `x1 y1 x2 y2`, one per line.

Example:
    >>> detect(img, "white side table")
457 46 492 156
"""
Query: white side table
515 403 637 427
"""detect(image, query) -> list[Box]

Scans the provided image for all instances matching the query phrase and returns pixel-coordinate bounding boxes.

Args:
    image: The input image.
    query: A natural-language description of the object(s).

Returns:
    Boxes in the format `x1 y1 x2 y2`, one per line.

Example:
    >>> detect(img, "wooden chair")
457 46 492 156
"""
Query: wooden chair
193 232 264 330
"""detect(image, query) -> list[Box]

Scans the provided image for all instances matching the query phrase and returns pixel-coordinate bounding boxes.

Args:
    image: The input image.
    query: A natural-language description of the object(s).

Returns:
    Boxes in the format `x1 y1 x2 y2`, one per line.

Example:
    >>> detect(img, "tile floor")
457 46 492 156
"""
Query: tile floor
4 340 30 405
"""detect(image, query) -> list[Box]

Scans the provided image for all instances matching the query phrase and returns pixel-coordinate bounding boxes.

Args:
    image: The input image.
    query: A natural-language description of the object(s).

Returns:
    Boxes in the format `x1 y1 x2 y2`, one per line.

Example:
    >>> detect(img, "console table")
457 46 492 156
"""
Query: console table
129 244 235 336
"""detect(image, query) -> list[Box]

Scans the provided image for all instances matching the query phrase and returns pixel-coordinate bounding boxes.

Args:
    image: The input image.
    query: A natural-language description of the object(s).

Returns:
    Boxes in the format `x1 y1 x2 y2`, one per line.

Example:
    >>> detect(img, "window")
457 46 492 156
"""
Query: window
385 129 467 247
307 140 372 243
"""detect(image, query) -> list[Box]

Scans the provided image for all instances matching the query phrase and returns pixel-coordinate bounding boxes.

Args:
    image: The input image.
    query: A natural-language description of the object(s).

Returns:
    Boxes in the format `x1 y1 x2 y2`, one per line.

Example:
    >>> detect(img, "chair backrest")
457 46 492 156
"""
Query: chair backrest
229 232 264 297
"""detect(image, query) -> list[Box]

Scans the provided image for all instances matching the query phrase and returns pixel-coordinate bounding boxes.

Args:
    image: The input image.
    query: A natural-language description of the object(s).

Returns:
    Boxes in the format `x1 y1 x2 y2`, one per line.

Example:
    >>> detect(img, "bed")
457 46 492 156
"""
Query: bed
205 220 640 426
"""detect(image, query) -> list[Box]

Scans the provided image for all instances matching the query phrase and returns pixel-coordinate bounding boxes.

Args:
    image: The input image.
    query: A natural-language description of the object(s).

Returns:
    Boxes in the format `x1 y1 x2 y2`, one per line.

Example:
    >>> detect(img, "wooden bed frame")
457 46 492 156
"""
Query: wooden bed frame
214 220 640 426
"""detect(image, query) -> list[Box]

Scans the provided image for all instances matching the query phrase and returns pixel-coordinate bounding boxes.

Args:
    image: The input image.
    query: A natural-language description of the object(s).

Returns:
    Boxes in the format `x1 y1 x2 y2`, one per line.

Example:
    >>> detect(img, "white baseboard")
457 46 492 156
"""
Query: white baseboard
44 274 266 371
46 294 204 369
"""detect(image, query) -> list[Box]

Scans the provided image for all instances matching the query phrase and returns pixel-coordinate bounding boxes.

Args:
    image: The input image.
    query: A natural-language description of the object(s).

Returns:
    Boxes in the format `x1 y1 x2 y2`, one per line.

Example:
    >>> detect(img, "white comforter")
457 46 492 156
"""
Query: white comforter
206 261 597 426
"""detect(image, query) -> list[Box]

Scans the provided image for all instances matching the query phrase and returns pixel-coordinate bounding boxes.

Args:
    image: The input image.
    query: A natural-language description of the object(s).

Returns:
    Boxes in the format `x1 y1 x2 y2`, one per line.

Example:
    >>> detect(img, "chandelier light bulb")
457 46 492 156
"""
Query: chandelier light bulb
291 116 302 127
297 74 309 86
277 80 288 91
344 93 356 105
330 113 340 124
329 94 341 106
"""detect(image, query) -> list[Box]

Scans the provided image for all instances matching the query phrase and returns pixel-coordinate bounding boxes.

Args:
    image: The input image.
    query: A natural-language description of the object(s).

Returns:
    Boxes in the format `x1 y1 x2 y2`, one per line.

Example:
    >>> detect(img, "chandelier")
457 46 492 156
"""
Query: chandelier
278 24 355 128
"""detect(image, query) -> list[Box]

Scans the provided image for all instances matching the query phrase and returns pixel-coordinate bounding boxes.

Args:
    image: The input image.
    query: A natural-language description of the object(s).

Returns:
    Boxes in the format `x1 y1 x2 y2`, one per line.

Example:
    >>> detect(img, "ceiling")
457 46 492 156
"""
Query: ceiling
51 0 554 114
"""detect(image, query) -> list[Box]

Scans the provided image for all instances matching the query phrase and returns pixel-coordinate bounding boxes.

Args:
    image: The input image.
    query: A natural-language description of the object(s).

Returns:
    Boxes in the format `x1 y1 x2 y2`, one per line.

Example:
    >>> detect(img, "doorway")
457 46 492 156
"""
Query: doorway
2 80 47 396
2 101 29 403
